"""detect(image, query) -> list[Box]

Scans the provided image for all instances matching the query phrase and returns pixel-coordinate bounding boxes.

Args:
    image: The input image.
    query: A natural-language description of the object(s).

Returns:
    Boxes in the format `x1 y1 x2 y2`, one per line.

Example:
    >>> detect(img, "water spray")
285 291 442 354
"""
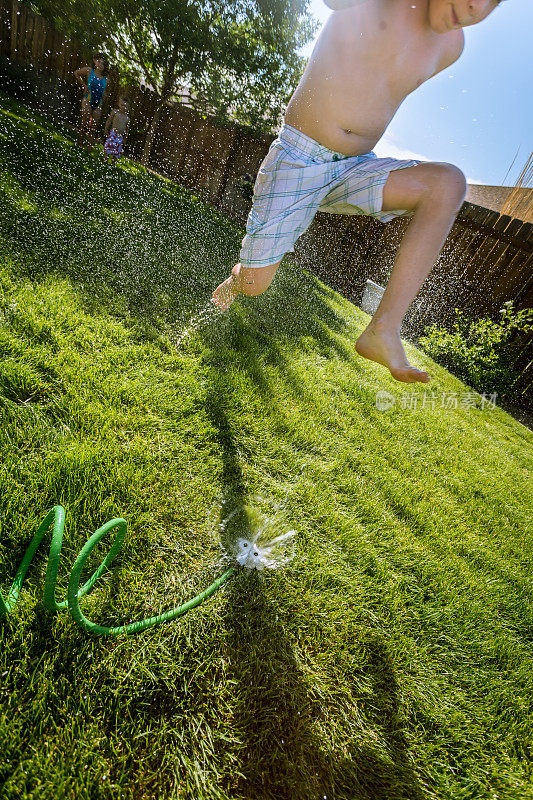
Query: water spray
174 298 224 347
1 505 297 637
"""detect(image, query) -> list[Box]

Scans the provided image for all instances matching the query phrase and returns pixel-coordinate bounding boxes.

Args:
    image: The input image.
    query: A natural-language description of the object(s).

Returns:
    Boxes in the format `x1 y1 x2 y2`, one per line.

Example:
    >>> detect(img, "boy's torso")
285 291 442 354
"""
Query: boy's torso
284 0 464 156
110 111 128 135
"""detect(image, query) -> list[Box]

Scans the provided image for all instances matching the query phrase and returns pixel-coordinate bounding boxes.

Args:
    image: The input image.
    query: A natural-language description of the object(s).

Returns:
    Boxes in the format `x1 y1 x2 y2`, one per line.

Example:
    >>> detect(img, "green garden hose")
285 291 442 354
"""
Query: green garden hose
0 505 237 636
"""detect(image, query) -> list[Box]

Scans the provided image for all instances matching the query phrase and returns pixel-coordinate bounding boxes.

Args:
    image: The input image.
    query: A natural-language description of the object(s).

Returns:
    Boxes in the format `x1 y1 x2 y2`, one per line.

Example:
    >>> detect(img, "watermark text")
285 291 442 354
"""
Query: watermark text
375 390 498 412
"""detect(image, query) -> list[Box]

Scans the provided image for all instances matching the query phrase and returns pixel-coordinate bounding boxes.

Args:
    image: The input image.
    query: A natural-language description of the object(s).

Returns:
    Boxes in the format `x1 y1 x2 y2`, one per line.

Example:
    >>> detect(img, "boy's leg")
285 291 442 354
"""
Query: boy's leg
213 128 337 311
355 162 467 383
87 108 101 149
78 100 90 147
212 260 282 312
86 117 95 151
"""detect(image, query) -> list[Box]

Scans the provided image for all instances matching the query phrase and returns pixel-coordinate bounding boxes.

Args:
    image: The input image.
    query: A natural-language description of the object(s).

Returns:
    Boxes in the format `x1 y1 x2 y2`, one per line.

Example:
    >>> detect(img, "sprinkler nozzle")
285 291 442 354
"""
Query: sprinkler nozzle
235 530 297 571
219 506 297 571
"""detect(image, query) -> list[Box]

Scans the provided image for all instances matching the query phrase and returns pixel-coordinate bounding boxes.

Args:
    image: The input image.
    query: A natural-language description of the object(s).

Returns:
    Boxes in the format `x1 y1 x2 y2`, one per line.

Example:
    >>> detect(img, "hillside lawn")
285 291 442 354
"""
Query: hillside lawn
0 92 532 800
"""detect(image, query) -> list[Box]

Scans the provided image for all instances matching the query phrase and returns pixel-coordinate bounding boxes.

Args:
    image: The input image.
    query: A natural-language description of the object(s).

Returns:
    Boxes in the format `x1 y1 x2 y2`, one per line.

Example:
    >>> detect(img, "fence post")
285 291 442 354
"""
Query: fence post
215 127 242 209
10 0 18 61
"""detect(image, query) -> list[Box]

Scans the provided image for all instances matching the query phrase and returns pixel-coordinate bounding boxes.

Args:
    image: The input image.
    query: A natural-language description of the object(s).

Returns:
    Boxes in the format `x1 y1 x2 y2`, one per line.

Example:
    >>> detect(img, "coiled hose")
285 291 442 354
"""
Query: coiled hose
0 506 236 636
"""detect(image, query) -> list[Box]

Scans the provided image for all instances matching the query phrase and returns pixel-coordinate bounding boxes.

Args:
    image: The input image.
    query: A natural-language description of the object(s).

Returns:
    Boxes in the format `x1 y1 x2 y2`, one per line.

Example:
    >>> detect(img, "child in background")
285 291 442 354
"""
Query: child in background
74 53 109 152
103 97 130 165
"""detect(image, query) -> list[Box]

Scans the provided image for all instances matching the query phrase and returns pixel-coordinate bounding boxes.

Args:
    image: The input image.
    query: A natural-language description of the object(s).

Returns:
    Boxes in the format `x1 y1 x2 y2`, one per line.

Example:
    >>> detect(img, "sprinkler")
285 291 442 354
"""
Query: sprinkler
1 505 296 637
235 532 298 571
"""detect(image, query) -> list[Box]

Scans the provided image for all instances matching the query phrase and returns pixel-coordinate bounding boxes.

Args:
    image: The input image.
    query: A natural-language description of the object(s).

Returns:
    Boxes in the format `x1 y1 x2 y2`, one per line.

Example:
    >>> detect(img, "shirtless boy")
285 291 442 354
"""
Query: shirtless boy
212 0 505 383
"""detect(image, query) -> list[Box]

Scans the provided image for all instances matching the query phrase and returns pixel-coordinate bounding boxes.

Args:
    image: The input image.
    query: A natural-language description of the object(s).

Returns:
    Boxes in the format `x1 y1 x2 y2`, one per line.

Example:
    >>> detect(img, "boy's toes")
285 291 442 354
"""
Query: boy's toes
211 293 231 312
391 365 430 383
212 275 239 312
406 369 430 384
410 367 430 383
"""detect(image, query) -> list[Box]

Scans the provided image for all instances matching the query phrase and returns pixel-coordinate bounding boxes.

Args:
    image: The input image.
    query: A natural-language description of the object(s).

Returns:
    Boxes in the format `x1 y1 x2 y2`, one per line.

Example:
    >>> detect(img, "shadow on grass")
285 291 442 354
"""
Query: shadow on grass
201 378 424 799
218 575 426 800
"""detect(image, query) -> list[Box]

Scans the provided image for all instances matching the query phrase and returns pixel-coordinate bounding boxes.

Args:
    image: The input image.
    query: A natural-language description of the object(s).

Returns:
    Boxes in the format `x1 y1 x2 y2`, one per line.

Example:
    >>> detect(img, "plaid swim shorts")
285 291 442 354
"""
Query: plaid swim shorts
239 123 423 269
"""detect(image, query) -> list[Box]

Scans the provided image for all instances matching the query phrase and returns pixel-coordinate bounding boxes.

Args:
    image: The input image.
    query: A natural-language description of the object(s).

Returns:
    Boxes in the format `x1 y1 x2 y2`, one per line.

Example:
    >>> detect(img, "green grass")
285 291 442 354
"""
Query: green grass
0 90 532 800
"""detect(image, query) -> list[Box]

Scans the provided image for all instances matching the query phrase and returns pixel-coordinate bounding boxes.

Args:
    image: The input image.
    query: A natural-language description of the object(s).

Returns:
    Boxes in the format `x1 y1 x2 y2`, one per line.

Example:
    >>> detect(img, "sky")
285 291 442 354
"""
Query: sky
298 0 532 187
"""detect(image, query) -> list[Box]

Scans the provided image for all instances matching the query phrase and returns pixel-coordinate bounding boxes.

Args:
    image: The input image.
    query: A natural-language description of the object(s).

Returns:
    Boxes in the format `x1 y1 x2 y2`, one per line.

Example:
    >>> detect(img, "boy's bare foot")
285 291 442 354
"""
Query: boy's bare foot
212 273 240 312
355 320 430 383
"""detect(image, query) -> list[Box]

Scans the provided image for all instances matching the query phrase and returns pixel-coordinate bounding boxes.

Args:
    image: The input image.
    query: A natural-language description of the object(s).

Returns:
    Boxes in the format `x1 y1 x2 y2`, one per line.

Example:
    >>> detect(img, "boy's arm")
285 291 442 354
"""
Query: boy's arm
103 110 115 136
74 66 89 89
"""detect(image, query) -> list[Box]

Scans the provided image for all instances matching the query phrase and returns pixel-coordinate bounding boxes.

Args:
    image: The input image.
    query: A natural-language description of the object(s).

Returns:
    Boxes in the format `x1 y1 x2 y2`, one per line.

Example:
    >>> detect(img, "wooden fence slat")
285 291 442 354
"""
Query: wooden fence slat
492 253 533 303
493 213 514 234
19 2 28 63
60 36 69 79
455 212 532 252
43 23 53 71
10 0 18 60
463 232 497 279
457 229 490 281
487 247 527 293
20 1 27 61
458 202 490 225
50 28 60 74
513 270 533 307
470 217 524 283
18 2 26 63
471 239 512 288
522 222 533 245
505 219 526 238
456 205 528 302
445 217 483 282
24 5 34 65
486 258 525 307
31 16 44 71
0 0 11 58
16 1 24 61
32 14 43 71
52 31 61 76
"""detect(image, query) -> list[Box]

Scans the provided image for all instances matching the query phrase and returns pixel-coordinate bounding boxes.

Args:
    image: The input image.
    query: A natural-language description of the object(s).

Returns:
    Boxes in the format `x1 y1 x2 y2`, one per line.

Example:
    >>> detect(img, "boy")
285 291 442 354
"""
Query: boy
212 0 505 384
103 96 130 164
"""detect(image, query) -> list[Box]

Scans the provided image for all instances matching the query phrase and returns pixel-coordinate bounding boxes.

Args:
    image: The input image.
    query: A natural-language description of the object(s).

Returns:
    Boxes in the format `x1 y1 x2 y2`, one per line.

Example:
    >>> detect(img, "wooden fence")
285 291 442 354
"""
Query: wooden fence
1 0 532 407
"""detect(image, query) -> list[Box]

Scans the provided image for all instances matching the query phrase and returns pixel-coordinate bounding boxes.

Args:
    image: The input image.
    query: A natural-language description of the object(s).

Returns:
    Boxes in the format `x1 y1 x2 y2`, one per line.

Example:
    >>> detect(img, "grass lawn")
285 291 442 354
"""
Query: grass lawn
0 90 532 800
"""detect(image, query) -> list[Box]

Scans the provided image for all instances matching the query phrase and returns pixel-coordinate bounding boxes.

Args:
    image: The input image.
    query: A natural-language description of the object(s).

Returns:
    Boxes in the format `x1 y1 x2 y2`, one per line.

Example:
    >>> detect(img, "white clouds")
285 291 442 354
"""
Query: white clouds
373 133 429 162
374 133 488 185
466 177 489 186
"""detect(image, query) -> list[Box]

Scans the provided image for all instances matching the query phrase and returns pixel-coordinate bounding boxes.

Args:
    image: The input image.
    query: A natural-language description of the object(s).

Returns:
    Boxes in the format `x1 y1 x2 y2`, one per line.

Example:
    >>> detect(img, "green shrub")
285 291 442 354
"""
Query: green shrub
419 301 533 403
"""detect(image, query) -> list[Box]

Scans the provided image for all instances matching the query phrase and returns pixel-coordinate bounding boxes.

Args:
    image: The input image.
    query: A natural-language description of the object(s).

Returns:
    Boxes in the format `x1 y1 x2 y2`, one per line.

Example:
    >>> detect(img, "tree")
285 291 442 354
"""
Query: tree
32 0 318 164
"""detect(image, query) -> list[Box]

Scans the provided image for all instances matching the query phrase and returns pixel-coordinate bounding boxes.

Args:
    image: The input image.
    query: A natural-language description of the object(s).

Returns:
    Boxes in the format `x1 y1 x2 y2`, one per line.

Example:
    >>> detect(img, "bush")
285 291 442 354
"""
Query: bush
419 301 533 403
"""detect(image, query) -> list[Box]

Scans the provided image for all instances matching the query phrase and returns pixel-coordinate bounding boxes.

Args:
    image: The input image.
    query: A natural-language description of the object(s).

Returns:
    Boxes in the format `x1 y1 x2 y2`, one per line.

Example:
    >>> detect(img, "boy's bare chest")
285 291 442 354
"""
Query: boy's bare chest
285 0 462 154
112 112 128 130
324 5 457 101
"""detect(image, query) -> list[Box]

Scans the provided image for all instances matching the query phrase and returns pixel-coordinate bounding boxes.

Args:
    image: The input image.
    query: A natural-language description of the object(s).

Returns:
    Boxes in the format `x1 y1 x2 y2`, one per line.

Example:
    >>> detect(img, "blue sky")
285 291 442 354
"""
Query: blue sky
298 0 532 187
